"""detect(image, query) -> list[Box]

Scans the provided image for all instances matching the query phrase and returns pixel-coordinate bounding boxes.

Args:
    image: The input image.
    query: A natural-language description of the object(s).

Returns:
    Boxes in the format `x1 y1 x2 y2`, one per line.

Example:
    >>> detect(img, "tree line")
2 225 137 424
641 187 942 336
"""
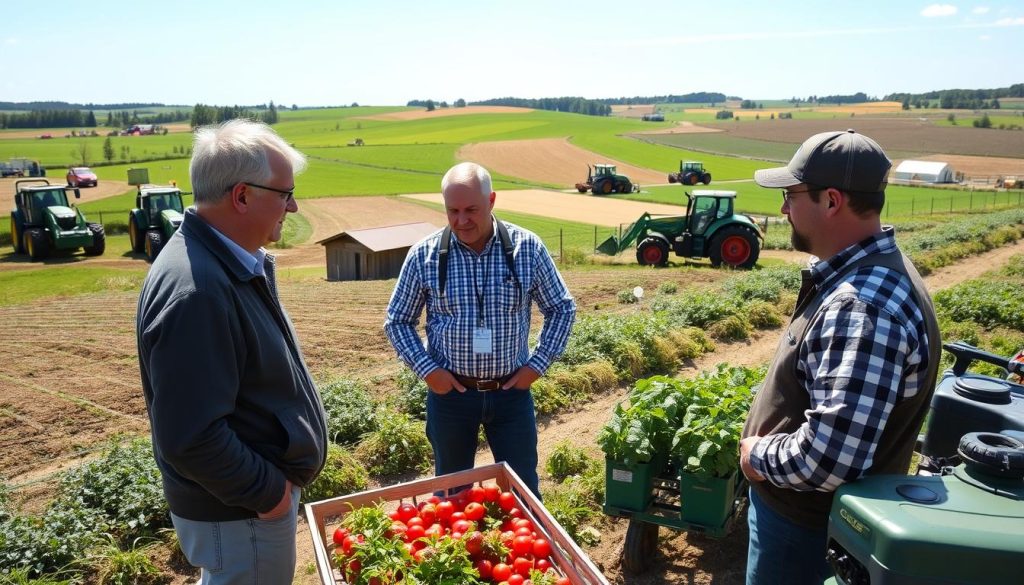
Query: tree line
0 100 172 112
885 85 1023 110
189 102 279 127
470 97 612 116
594 92 728 105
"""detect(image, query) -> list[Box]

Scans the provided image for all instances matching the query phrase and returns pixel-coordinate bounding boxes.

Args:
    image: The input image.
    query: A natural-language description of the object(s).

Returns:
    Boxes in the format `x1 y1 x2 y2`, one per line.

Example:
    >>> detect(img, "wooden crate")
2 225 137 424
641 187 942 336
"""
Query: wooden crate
304 462 609 585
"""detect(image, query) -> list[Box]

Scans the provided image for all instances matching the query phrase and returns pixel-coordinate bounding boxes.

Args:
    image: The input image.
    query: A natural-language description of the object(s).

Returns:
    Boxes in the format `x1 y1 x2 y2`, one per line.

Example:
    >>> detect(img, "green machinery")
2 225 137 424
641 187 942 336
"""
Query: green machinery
575 163 638 195
597 190 762 268
667 161 711 185
9 179 105 260
128 185 186 262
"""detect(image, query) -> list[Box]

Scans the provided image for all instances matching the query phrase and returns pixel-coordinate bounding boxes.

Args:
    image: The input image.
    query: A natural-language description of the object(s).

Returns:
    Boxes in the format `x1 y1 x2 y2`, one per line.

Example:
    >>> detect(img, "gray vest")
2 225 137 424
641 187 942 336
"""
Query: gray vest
742 247 941 528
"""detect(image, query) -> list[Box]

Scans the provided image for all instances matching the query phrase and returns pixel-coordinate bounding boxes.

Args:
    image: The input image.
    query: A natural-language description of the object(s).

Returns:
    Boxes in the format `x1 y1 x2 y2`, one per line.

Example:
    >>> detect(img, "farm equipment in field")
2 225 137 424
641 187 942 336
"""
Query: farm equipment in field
667 161 711 185
8 179 105 260
128 184 186 262
596 190 762 268
575 163 639 195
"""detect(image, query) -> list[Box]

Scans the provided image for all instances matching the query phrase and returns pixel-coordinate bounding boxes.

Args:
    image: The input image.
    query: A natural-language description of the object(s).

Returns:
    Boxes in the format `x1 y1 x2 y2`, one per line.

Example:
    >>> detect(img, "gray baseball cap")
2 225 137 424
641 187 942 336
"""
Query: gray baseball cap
754 129 891 193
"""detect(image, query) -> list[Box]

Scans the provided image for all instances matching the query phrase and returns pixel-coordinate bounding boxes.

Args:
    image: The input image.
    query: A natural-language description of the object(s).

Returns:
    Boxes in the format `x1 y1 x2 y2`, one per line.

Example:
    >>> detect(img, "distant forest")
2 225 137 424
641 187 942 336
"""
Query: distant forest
0 101 176 112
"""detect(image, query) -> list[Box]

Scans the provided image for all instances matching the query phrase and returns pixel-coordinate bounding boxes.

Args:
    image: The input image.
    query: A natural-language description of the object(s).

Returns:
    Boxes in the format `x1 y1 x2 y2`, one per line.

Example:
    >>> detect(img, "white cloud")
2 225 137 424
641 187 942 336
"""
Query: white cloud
972 6 990 14
995 16 1024 25
921 4 958 17
979 34 991 40
4 38 16 45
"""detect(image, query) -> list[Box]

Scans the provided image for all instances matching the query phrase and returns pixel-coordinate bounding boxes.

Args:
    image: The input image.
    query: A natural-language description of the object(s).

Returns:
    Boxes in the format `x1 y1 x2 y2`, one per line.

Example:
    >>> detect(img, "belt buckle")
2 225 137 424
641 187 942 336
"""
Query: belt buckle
476 379 501 391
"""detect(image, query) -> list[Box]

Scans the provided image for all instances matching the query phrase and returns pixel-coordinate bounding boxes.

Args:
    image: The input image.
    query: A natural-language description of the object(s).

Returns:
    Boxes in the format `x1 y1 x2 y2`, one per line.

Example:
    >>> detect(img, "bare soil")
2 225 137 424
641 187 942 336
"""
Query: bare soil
458 138 668 190
1 176 132 206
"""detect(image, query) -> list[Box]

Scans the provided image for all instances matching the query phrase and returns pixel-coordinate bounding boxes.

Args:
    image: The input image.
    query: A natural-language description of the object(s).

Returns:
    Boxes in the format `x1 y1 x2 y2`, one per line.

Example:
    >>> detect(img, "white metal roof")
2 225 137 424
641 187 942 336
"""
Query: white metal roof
894 160 951 174
317 221 439 252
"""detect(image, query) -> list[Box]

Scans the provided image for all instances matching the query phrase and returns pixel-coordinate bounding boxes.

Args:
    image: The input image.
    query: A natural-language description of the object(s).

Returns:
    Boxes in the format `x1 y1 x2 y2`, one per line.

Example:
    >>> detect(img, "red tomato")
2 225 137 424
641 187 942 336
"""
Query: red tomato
501 530 516 548
332 527 349 546
451 531 464 540
498 491 516 511
450 511 467 523
513 555 534 577
406 516 425 528
436 499 455 522
514 526 533 538
467 485 486 503
465 530 484 556
424 523 444 538
512 535 533 556
388 509 401 521
513 518 533 532
405 524 425 541
556 577 570 585
508 507 524 519
397 502 419 523
483 483 501 502
428 495 442 505
532 538 551 559
388 521 407 540
475 559 493 579
464 502 486 521
418 503 437 526
341 534 363 556
451 519 474 534
536 558 552 572
492 563 513 582
507 575 525 585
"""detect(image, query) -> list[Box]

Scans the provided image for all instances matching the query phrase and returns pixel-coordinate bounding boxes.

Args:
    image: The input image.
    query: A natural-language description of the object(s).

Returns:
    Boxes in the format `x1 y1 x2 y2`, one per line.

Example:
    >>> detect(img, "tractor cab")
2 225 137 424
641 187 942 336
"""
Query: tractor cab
137 188 185 225
594 164 618 178
686 190 735 236
129 186 187 261
9 179 102 260
17 184 78 227
668 161 712 185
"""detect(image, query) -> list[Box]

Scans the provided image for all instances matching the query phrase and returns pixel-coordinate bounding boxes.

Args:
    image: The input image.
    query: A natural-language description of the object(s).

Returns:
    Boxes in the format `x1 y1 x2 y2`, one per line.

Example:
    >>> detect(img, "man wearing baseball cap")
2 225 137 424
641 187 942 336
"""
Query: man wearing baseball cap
739 130 941 584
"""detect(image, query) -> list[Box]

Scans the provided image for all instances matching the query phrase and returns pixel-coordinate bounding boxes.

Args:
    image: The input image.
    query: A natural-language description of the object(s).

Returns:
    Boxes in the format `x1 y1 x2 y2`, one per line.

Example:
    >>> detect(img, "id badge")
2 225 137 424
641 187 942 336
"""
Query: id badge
473 327 493 354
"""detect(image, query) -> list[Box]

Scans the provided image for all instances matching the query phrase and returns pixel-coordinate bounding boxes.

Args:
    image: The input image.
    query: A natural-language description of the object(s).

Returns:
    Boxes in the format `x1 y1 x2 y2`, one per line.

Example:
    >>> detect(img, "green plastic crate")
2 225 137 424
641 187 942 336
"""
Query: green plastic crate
605 455 665 512
679 468 741 527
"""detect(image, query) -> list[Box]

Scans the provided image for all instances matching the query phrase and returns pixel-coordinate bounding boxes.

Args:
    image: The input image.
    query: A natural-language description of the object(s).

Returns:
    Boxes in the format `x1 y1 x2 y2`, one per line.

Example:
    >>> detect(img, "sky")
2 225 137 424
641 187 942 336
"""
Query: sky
2 1 1022 107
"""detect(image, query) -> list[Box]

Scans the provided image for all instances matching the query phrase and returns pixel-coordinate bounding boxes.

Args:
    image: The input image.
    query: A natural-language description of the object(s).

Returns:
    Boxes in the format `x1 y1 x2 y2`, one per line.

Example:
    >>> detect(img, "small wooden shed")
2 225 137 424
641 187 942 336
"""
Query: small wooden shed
317 222 438 281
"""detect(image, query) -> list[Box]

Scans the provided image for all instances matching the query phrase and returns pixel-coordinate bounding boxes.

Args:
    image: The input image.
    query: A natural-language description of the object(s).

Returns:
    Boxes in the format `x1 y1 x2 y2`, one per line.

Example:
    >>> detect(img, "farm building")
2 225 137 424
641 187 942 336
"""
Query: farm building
892 160 955 184
317 222 438 281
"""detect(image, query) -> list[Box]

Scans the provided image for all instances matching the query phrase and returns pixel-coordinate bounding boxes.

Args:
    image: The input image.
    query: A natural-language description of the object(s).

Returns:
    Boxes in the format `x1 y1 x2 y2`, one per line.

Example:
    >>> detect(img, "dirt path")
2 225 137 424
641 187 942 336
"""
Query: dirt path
1 176 132 206
458 138 668 188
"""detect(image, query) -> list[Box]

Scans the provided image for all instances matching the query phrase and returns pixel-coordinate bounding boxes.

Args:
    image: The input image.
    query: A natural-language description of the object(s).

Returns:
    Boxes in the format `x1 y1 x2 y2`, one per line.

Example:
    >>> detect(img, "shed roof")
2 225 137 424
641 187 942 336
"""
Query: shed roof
317 221 438 252
894 160 951 174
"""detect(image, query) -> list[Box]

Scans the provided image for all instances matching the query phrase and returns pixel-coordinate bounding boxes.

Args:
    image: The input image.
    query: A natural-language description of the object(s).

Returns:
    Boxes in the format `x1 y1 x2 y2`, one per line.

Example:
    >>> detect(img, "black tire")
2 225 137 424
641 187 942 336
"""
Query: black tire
128 216 145 253
709 225 759 269
958 432 1024 478
702 173 712 185
84 223 105 256
144 230 164 262
622 519 659 574
636 237 669 266
10 214 25 254
25 228 50 261
617 181 632 193
594 180 613 195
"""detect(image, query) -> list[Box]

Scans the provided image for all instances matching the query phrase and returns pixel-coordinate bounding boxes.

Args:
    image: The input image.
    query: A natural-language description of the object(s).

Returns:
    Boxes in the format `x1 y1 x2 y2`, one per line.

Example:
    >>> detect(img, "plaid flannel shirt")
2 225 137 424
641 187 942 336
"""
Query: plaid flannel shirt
384 220 576 380
749 228 931 491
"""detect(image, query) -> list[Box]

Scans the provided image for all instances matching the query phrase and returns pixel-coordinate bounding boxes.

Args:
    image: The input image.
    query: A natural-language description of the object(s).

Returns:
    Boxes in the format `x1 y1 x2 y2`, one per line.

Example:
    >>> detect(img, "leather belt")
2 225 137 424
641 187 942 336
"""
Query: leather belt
454 374 512 391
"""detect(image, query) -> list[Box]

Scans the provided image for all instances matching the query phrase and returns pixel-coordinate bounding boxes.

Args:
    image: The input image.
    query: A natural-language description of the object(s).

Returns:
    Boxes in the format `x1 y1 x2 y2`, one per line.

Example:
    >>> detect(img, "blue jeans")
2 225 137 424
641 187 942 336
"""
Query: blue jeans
746 487 832 585
426 387 540 496
170 485 301 585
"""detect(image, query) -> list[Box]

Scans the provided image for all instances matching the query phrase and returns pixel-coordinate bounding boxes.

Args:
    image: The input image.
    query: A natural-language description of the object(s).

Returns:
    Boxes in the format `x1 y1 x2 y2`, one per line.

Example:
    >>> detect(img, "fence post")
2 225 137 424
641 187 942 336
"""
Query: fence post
930 196 934 215
911 194 915 216
593 225 597 252
559 229 563 264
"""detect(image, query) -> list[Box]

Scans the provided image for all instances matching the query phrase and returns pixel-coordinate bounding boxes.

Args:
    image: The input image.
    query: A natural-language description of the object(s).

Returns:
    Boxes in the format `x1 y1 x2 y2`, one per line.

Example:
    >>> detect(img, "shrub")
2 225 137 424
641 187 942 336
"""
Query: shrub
85 535 161 585
354 412 432 477
744 301 783 329
575 360 618 393
320 379 379 445
392 368 428 420
530 378 571 416
708 315 750 341
656 281 678 295
617 288 639 304
302 443 368 503
545 441 595 482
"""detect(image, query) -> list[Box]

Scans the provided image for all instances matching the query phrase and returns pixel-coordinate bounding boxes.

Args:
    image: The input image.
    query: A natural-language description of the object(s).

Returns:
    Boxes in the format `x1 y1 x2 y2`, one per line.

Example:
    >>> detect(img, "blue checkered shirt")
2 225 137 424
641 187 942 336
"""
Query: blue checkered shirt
384 220 576 380
749 228 932 491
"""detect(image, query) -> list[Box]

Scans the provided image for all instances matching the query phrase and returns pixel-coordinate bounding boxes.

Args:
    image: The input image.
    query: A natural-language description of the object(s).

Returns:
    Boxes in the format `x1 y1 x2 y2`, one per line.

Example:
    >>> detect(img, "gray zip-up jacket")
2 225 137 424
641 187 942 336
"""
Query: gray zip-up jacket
136 208 327 521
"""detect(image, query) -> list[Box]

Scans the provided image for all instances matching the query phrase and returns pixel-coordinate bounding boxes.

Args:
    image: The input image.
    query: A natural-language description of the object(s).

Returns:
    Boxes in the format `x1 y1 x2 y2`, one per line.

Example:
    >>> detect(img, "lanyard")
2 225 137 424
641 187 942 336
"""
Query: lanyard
472 252 488 327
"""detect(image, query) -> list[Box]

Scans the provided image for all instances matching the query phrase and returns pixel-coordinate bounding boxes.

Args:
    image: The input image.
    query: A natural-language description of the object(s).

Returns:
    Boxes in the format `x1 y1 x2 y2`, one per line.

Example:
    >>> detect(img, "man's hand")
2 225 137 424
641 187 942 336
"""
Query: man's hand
258 479 293 520
425 368 465 395
502 365 540 390
740 436 766 482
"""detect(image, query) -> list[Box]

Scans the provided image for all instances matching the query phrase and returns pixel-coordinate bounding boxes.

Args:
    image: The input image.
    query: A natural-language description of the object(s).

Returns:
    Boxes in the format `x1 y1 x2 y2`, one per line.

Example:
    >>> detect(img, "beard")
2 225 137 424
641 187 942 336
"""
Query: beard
790 224 812 253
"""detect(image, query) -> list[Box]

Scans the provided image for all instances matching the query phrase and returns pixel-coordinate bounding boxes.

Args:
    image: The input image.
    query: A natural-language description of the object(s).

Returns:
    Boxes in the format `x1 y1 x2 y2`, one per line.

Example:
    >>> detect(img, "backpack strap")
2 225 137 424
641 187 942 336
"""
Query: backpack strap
437 217 517 297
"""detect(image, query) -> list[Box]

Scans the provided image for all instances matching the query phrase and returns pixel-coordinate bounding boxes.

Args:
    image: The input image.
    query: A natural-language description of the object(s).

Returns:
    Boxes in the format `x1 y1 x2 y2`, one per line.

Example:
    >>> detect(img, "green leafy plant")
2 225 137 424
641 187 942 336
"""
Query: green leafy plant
302 443 369 503
86 535 161 585
392 368 429 420
545 441 595 482
320 379 380 445
354 412 432 477
670 367 756 479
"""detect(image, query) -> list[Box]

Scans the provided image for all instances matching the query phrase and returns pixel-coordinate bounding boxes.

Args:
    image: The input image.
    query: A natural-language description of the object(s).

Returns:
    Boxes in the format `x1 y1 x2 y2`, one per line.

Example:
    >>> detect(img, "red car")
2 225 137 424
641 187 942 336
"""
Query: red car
66 166 98 188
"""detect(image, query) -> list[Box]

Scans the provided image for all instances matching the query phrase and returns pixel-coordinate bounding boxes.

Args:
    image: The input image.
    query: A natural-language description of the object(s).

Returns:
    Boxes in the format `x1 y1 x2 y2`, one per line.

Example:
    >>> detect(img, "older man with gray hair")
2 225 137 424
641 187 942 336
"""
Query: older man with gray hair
385 162 576 496
136 119 327 584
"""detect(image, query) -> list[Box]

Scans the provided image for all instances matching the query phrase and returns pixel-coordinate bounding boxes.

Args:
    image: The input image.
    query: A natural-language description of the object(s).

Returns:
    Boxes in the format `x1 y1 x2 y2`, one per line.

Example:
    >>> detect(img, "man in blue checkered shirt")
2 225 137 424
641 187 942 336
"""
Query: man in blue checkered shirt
738 131 941 585
384 162 576 496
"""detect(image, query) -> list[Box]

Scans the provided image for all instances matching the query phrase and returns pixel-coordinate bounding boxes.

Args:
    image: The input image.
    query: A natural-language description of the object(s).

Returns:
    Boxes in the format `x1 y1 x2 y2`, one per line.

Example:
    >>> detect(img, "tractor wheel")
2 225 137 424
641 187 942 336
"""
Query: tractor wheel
687 172 699 186
144 230 164 263
702 173 712 185
595 180 613 195
617 181 632 193
10 214 25 254
636 237 669 267
709 225 760 269
128 216 145 253
84 223 105 256
25 228 50 261
622 519 659 574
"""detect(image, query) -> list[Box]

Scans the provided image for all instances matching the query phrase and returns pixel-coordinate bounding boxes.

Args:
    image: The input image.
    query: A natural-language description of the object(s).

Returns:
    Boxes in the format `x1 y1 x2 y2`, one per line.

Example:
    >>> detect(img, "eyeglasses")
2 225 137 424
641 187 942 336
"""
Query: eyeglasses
244 182 295 203
781 187 822 203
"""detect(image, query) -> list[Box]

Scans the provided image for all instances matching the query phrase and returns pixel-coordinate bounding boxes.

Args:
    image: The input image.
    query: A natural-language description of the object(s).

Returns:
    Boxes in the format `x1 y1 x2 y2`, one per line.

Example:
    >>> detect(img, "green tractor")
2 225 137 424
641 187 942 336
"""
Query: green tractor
667 161 712 185
597 190 762 268
128 185 186 262
9 179 105 260
576 163 638 195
